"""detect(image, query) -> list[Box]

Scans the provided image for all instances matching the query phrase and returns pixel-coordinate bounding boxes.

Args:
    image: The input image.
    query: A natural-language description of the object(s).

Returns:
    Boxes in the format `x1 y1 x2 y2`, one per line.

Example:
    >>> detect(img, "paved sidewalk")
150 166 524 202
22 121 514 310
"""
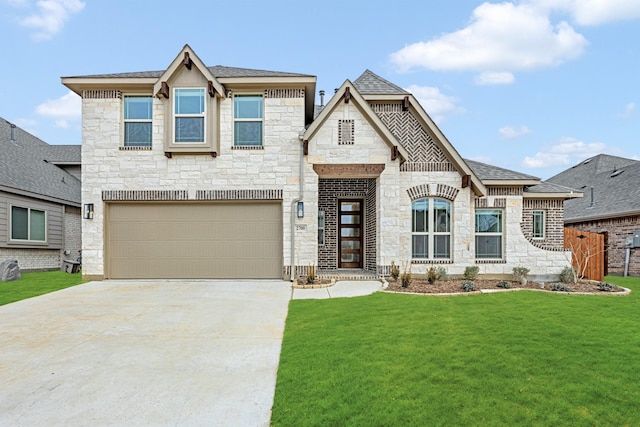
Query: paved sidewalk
291 280 383 299
0 280 291 427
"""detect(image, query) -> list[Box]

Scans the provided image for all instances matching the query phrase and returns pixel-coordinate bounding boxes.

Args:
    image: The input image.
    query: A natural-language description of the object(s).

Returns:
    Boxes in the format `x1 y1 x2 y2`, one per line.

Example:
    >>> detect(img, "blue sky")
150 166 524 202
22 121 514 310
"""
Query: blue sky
1 0 639 179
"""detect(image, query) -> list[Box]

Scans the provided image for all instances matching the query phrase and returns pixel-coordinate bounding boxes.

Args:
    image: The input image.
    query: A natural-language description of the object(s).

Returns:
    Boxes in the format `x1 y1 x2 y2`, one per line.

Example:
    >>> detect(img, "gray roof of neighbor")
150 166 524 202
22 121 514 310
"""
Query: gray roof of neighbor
0 118 81 205
353 70 409 95
547 154 640 221
465 159 540 181
64 65 314 80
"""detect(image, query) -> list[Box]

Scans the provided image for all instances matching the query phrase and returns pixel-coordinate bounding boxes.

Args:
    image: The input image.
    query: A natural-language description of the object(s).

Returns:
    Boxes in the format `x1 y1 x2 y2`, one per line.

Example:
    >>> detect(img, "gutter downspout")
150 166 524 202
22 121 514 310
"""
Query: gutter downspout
290 133 305 282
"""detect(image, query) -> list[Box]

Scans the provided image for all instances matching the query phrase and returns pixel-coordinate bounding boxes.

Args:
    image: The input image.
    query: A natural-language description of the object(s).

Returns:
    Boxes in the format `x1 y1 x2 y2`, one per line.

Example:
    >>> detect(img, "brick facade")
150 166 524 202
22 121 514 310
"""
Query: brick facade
569 215 640 276
521 199 565 250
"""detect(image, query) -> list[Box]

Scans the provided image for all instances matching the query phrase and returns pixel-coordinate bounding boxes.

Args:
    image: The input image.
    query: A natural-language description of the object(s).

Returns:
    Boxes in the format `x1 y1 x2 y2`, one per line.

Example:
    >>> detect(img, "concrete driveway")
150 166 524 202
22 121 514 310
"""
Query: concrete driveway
0 279 292 426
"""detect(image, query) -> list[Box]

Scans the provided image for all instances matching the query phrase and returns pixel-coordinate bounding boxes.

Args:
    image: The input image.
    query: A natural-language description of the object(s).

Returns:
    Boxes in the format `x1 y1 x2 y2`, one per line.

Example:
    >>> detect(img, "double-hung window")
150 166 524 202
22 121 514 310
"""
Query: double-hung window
412 198 451 259
475 209 503 259
234 95 263 146
174 88 205 143
124 96 152 147
532 210 545 239
11 206 46 242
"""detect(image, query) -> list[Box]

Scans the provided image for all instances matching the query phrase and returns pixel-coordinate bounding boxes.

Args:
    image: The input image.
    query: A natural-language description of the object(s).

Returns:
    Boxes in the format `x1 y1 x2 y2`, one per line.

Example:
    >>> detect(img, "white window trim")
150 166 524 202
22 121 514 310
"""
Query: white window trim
122 94 153 147
9 205 47 243
233 94 264 147
173 87 206 144
475 209 503 260
411 198 452 261
532 210 545 240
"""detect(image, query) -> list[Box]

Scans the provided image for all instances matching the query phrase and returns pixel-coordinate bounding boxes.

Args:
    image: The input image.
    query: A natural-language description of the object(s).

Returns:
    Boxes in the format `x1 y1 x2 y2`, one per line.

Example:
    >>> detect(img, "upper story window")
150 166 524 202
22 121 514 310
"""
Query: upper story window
234 95 263 146
532 210 545 239
412 198 451 259
475 209 503 259
124 96 152 147
174 88 205 144
11 206 46 242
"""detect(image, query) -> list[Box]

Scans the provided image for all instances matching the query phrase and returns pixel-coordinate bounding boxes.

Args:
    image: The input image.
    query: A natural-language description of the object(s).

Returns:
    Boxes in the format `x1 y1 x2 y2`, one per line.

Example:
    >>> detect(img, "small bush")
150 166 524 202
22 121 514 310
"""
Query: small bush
512 266 530 282
463 266 479 280
496 281 511 289
597 282 614 292
461 280 476 292
401 271 412 288
427 267 437 284
559 266 575 283
306 264 316 285
434 266 448 281
551 283 572 292
390 261 400 281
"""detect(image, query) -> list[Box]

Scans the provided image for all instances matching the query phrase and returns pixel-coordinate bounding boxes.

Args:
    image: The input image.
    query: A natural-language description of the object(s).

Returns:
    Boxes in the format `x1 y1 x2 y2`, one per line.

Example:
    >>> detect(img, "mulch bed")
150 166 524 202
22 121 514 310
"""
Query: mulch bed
385 278 627 294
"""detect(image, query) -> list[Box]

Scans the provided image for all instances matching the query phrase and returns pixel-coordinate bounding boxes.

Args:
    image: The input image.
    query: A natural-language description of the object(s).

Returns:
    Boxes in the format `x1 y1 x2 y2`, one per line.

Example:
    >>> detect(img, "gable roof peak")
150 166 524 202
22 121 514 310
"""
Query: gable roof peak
353 69 409 95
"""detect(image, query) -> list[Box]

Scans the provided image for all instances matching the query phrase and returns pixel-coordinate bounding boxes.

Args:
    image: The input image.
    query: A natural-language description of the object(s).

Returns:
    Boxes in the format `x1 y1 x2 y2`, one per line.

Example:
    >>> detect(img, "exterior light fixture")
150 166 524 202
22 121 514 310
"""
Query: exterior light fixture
83 203 94 220
297 201 304 218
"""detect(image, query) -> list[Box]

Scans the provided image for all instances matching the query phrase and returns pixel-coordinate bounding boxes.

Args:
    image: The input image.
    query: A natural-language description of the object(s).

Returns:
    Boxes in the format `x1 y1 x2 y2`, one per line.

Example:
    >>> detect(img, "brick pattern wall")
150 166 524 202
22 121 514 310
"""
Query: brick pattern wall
63 206 82 263
522 199 565 250
570 215 640 276
0 248 60 271
318 178 376 272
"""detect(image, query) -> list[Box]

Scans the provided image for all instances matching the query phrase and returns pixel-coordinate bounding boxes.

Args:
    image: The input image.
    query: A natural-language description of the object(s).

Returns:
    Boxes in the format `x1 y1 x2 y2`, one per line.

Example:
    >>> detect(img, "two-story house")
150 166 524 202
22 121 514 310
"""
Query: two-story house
62 45 579 281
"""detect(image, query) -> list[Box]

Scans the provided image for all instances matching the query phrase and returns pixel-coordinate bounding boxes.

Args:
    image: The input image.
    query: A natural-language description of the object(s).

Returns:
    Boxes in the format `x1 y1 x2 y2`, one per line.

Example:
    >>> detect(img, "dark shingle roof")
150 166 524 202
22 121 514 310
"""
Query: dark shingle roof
353 70 409 95
64 65 314 80
465 159 540 181
547 154 640 221
523 181 579 194
0 119 80 205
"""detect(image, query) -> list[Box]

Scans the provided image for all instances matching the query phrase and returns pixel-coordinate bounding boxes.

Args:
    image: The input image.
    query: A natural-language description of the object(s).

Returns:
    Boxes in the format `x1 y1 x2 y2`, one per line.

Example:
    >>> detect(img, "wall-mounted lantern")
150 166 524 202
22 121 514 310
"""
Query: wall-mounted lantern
83 203 94 220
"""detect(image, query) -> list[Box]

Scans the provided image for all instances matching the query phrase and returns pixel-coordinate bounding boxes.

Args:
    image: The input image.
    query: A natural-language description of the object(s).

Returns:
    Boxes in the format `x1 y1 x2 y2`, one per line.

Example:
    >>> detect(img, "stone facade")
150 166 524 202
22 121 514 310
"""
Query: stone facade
570 215 640 276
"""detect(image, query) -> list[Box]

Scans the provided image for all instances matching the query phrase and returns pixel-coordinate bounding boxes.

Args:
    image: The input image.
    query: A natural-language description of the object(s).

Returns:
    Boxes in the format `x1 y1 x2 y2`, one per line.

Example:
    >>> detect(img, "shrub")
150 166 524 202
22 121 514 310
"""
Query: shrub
551 283 572 292
306 264 316 285
559 266 575 284
401 271 412 288
461 280 476 292
512 266 530 282
390 261 400 281
434 266 448 281
427 267 437 284
463 266 479 280
496 281 511 289
597 282 614 292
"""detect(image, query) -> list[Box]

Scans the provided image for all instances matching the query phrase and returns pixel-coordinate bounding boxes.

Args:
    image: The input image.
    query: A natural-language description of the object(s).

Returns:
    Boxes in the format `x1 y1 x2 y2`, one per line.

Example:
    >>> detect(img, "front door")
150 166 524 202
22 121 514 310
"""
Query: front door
338 200 363 268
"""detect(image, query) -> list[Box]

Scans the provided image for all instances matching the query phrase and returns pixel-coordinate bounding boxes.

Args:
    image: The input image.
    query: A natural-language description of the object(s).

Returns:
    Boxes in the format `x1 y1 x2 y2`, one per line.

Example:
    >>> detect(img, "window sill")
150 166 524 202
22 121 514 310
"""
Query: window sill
8 240 48 247
412 259 453 264
232 145 264 150
475 259 507 264
119 146 152 151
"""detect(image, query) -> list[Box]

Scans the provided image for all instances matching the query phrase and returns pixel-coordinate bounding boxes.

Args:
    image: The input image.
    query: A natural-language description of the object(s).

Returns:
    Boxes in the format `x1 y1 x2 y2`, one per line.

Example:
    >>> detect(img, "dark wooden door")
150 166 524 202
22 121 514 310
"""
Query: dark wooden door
338 200 363 268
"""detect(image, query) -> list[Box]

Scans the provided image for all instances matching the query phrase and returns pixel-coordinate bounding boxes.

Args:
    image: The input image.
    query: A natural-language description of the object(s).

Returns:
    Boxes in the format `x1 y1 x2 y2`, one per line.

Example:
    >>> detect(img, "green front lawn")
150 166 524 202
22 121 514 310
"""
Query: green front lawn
0 270 87 306
272 276 640 426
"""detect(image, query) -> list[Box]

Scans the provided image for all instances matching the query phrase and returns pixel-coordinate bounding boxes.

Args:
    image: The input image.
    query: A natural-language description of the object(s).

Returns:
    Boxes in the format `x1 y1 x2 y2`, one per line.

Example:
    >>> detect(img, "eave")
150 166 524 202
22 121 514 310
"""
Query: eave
565 209 640 224
62 77 157 96
524 192 583 199
0 185 81 207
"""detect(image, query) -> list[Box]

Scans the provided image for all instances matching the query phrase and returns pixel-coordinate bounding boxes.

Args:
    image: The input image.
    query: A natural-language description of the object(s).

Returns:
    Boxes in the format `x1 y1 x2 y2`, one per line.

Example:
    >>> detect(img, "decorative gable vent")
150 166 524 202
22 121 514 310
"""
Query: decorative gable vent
338 119 354 145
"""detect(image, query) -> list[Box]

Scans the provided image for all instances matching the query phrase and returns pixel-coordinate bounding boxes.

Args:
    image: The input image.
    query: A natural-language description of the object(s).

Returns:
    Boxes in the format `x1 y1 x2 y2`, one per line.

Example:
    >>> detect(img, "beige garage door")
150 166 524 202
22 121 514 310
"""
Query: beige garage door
106 202 282 279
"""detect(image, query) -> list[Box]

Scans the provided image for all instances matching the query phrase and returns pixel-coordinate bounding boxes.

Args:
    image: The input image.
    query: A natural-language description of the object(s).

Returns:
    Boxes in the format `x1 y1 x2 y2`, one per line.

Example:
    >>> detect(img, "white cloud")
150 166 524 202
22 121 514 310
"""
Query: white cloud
35 91 81 127
522 137 607 168
499 126 531 139
389 2 587 84
475 72 515 85
18 0 85 40
531 0 640 25
623 102 636 118
405 85 465 123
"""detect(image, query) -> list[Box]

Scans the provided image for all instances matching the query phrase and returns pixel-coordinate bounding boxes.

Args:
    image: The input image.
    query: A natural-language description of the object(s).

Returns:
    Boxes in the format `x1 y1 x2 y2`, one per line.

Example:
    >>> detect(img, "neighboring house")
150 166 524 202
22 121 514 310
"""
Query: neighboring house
547 154 640 276
0 118 81 271
62 44 580 281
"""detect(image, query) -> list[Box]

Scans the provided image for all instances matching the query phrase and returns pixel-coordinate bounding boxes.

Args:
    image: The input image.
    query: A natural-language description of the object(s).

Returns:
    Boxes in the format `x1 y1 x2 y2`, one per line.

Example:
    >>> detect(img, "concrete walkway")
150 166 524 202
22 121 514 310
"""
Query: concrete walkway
0 280 291 427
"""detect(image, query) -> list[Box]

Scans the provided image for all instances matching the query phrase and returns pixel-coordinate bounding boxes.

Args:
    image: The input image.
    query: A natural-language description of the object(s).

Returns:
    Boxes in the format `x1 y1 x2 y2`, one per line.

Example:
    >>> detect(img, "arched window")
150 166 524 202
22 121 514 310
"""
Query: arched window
412 198 451 259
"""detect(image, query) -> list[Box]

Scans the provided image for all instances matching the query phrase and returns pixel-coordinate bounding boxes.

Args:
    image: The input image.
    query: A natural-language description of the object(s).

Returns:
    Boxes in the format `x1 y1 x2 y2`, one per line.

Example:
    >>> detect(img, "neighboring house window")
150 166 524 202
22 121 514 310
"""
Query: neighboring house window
318 211 325 245
412 198 451 259
11 206 46 242
124 96 152 147
532 210 545 239
475 209 503 259
174 88 205 143
234 95 263 146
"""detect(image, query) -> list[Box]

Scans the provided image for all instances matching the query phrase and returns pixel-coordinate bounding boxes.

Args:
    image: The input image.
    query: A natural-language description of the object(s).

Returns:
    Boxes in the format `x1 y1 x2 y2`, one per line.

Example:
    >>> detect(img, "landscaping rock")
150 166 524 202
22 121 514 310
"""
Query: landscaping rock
0 259 20 282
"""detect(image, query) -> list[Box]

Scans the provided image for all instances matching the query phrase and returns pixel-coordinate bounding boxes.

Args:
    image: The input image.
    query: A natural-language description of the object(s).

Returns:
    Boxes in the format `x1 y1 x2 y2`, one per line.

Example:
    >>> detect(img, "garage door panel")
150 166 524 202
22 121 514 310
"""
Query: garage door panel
106 202 282 279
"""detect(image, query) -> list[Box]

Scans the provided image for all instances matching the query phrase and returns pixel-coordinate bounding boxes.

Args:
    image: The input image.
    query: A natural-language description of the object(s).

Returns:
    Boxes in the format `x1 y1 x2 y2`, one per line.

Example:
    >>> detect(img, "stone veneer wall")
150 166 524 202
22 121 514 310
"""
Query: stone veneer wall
317 178 376 272
569 215 640 276
521 199 565 250
0 248 60 271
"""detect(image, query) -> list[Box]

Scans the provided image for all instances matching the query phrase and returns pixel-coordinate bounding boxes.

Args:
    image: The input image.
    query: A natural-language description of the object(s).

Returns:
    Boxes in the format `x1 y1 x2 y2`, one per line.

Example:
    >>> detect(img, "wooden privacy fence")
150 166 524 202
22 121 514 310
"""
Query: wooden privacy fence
564 227 605 281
